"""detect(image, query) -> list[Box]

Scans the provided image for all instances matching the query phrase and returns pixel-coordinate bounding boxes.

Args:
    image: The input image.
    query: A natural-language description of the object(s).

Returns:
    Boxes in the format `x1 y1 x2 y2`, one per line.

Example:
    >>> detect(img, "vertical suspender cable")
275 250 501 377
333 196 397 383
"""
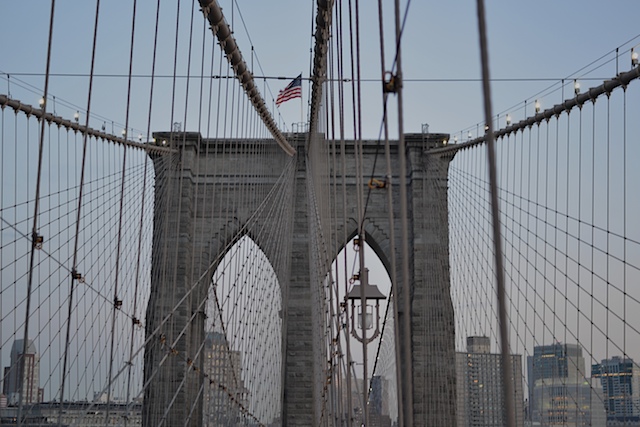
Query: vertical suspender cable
375 1 404 424
17 2 56 426
326 34 339 423
59 1 101 424
161 1 184 421
187 11 210 419
622 86 627 402
178 3 200 419
349 0 372 424
391 0 414 423
332 0 354 422
124 0 162 422
106 0 138 423
476 1 516 426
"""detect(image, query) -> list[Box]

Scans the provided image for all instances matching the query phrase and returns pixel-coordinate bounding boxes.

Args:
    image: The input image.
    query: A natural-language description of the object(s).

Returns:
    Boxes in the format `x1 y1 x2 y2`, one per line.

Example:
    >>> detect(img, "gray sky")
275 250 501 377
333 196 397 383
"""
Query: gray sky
2 1 639 139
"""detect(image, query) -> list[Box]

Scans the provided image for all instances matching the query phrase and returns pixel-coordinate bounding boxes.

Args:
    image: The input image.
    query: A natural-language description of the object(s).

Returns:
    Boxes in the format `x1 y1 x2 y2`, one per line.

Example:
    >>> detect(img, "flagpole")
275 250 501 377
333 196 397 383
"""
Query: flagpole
300 72 304 129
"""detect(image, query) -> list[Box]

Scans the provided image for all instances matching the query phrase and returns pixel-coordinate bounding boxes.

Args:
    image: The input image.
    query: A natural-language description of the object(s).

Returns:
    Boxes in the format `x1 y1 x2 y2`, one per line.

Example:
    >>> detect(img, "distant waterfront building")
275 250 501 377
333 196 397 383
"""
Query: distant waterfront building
592 356 640 424
528 342 606 426
2 339 42 405
456 336 524 427
0 401 141 426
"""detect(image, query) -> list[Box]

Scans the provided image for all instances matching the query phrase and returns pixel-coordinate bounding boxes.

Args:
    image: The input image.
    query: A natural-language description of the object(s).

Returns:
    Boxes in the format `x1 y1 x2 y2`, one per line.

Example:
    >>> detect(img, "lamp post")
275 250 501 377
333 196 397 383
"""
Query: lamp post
346 267 386 426
347 269 385 343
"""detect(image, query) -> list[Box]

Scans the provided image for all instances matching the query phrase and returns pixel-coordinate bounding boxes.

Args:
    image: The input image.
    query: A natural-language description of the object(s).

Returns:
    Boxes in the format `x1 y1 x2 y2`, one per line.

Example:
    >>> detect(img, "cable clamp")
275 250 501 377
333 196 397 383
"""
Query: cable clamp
383 71 398 93
114 297 123 310
349 273 360 284
71 269 84 283
32 232 44 249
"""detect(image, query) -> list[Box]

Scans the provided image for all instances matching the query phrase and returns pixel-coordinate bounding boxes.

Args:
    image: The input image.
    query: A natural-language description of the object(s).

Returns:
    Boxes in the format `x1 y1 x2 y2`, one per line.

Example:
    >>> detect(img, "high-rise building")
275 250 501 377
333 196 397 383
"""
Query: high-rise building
527 342 586 417
531 378 606 426
369 375 392 427
592 356 640 423
202 331 247 427
456 336 524 427
342 376 391 427
2 339 41 406
528 342 606 426
370 375 384 416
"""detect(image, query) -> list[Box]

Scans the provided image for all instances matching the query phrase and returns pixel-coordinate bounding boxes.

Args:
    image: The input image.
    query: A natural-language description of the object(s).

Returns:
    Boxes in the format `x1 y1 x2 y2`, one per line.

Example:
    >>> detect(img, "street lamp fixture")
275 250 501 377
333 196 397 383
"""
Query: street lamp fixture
346 268 386 344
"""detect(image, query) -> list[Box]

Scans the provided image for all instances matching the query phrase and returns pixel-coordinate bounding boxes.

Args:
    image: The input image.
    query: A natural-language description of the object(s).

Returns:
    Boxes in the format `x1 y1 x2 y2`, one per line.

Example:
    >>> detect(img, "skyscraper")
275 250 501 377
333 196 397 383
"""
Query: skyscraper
528 342 606 426
202 331 247 427
369 375 391 426
456 336 524 427
592 356 640 423
527 342 586 417
370 375 384 416
2 339 40 406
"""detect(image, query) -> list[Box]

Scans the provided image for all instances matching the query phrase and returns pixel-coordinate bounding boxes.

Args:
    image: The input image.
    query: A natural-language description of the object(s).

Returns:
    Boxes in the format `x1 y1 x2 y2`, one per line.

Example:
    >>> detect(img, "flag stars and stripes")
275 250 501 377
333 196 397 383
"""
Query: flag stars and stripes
276 74 302 106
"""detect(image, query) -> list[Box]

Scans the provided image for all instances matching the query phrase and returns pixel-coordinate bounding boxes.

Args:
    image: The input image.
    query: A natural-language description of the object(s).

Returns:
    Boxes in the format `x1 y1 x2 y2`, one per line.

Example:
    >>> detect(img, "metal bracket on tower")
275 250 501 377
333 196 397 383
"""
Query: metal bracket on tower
368 178 387 189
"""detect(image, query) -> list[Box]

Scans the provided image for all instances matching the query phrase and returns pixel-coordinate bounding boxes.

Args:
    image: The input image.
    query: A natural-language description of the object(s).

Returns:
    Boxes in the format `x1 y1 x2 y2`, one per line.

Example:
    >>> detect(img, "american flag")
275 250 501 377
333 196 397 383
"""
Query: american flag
276 74 302 106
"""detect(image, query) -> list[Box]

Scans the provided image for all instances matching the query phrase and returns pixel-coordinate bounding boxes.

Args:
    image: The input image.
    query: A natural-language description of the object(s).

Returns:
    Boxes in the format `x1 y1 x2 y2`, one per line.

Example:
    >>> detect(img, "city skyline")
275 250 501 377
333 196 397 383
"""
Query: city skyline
1 0 640 424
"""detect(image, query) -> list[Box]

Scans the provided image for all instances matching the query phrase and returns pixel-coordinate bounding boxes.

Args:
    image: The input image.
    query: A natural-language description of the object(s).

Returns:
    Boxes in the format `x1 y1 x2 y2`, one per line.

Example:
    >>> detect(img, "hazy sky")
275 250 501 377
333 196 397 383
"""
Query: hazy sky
2 1 640 139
